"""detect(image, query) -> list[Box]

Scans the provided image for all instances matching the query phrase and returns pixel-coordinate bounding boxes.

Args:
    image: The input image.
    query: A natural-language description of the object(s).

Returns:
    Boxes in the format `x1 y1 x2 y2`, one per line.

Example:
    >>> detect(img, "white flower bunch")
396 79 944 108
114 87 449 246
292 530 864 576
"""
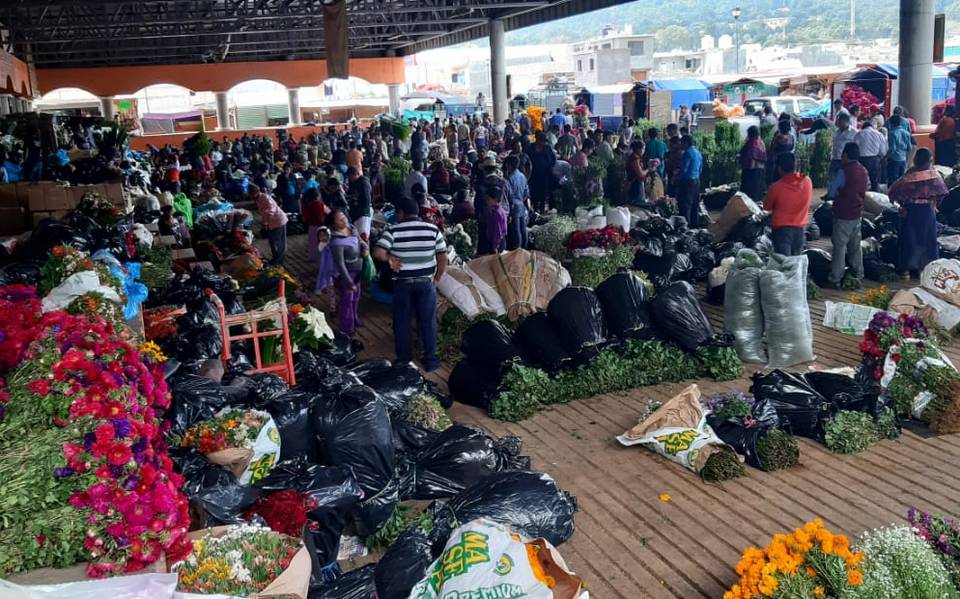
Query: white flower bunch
852 525 959 599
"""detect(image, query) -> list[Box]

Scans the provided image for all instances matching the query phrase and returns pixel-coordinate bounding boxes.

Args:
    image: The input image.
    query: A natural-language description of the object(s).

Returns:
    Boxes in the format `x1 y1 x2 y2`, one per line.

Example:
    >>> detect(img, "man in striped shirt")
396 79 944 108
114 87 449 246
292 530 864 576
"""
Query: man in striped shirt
373 196 448 371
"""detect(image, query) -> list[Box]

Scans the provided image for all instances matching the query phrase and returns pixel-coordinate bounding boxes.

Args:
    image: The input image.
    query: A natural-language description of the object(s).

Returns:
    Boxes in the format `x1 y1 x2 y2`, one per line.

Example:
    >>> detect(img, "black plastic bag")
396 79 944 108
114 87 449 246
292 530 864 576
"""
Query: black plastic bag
804 248 833 286
547 287 608 358
245 373 289 403
20 220 91 259
374 528 434 599
352 475 400 537
514 312 573 372
879 235 899 267
713 241 745 262
690 247 717 281
864 256 897 282
813 201 833 237
296 351 363 396
392 417 442 454
313 564 376 599
348 358 394 379
254 458 362 518
316 331 358 366
861 217 879 239
0 260 42 286
313 384 383 442
325 399 395 496
352 361 429 413
726 214 767 246
461 319 521 377
168 375 230 435
650 281 713 352
750 370 834 439
803 371 866 412
707 399 779 469
262 391 320 463
595 271 653 339
427 471 578 552
399 424 530 499
632 250 678 288
448 359 498 408
176 448 261 524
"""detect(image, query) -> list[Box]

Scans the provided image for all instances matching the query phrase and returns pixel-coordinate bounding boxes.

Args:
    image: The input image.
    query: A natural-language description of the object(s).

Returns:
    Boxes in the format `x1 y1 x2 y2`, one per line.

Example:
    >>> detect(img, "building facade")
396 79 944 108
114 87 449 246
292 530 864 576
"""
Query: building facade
572 25 655 87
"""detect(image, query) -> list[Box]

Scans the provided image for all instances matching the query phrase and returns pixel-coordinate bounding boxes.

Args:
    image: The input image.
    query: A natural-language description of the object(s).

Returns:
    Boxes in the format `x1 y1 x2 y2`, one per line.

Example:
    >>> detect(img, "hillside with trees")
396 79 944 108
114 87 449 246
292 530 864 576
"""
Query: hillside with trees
504 0 958 49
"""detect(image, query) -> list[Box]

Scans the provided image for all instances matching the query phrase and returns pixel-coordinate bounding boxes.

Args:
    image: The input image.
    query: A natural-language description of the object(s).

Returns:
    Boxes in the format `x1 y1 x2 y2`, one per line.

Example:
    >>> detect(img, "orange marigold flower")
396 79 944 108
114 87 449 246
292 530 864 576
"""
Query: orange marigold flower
813 586 825 598
847 569 863 586
847 552 864 567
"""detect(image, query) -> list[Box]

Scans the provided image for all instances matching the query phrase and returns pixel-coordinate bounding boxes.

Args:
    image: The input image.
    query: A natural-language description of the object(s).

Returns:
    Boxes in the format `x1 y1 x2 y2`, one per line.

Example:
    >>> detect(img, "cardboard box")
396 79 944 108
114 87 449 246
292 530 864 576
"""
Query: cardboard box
0 207 25 235
0 183 20 208
24 182 56 211
171 248 196 261
43 185 72 211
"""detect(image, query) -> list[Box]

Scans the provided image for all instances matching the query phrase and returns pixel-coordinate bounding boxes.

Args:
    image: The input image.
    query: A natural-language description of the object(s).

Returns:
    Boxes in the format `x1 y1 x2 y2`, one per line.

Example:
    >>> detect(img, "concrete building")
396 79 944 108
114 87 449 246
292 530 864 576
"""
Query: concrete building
653 48 725 77
572 25 655 87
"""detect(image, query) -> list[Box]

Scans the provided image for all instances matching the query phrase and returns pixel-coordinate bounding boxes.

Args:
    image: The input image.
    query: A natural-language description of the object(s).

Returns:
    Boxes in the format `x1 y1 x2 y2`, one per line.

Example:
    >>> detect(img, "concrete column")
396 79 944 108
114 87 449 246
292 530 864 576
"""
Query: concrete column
9 96 19 114
287 88 301 125
898 0 935 125
100 96 116 120
489 18 508 124
0 95 11 116
215 91 231 130
388 83 401 116
21 98 32 113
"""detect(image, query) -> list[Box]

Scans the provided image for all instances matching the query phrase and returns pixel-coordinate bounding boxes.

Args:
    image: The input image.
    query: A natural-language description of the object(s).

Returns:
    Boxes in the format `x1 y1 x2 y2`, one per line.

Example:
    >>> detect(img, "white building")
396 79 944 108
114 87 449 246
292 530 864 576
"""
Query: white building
572 25 655 87
653 48 725 77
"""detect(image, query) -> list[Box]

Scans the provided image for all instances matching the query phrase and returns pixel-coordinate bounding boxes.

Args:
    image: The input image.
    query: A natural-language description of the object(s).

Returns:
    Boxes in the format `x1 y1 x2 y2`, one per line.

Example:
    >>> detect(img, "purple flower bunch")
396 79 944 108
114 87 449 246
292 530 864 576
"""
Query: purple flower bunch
908 507 960 558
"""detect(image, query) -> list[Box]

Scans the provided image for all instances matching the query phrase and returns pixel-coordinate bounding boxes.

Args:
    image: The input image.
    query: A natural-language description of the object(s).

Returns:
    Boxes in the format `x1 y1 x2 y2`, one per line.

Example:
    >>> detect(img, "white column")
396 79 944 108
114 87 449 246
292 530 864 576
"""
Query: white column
898 0 934 125
215 91 231 130
21 98 32 113
100 96 116 120
489 18 508 124
9 96 20 114
0 95 11 116
388 83 401 116
287 88 301 125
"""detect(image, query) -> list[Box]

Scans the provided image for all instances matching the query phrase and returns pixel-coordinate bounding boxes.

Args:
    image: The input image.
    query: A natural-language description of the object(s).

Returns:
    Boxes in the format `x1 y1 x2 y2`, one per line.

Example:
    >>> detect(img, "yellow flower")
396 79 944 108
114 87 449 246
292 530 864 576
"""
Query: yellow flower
847 569 863 586
813 586 825 598
659 493 671 502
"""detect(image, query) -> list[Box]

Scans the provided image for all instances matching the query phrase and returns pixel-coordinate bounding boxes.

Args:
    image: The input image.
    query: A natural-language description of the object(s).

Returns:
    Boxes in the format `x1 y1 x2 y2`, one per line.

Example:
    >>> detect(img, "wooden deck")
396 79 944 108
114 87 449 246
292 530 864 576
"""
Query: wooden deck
273 231 960 598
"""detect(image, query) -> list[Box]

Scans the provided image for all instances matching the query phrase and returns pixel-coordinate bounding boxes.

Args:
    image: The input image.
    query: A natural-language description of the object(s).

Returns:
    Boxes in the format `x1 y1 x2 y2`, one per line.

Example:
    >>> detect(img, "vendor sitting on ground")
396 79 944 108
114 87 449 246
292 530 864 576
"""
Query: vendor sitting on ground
763 153 812 257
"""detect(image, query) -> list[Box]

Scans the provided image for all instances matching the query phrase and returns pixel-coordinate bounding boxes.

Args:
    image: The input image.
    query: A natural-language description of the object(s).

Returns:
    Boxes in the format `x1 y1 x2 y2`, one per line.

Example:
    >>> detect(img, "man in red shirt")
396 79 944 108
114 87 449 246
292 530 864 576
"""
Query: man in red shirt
763 153 812 256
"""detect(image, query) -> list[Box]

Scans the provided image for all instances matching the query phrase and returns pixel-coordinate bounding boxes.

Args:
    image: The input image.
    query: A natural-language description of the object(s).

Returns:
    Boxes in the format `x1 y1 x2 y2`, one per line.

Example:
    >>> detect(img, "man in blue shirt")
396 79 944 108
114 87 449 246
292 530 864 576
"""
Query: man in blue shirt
886 114 914 184
503 156 529 250
549 108 566 131
678 135 703 228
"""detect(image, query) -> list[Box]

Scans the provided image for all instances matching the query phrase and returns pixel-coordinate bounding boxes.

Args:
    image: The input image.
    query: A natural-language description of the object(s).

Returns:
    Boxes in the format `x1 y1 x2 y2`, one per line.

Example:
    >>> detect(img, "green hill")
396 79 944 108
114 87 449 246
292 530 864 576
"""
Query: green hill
502 0 955 49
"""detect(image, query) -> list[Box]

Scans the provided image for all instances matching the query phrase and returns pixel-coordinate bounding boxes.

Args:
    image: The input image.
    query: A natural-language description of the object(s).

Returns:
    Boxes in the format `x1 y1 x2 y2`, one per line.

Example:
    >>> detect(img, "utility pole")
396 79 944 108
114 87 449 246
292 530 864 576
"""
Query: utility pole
850 0 856 40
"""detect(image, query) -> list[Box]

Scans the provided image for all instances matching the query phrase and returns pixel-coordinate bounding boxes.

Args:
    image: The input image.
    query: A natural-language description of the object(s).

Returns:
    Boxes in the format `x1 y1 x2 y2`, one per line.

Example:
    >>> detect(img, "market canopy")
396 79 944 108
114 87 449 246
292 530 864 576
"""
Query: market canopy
1 0 624 69
648 79 712 109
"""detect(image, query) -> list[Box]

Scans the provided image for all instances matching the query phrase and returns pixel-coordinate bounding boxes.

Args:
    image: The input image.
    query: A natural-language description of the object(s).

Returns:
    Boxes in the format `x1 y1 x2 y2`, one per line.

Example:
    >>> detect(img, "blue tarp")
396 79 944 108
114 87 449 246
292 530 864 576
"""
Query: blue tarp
649 79 711 109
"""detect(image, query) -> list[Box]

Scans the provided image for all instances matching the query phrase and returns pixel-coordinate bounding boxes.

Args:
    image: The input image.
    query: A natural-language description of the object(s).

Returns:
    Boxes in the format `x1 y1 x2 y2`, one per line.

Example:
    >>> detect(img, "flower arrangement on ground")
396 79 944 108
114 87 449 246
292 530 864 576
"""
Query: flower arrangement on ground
289 304 335 353
724 519 864 599
702 392 800 472
0 285 191 578
178 408 272 455
849 285 892 310
860 312 960 425
565 225 631 254
243 490 318 537
909 508 960 587
852 524 959 598
173 524 303 597
531 215 576 262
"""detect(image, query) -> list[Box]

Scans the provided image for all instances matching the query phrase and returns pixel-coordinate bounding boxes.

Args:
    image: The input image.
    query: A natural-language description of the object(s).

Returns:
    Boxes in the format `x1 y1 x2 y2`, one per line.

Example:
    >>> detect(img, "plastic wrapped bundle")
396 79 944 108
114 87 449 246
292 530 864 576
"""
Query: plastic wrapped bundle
804 248 833 287
751 369 833 439
513 312 573 372
547 287 609 359
813 201 833 237
595 271 653 339
650 281 713 352
760 254 814 368
448 359 498 409
723 249 766 363
461 319 521 377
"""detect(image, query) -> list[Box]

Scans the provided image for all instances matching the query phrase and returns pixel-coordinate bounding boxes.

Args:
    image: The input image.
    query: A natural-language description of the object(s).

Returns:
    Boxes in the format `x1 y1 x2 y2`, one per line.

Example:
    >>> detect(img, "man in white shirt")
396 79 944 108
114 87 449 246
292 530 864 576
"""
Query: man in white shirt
832 99 850 127
403 159 429 200
827 113 858 194
854 119 887 192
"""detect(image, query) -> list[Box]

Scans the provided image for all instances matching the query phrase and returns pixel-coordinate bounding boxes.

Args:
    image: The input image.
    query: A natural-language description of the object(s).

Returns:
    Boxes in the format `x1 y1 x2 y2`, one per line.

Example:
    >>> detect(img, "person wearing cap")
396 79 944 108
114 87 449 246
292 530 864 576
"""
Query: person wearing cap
346 166 372 239
373 195 448 372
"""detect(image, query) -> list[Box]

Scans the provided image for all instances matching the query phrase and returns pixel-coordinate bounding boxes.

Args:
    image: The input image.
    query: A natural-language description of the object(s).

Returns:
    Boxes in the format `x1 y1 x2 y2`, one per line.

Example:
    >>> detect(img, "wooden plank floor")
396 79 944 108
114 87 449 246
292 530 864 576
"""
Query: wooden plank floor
269 231 960 598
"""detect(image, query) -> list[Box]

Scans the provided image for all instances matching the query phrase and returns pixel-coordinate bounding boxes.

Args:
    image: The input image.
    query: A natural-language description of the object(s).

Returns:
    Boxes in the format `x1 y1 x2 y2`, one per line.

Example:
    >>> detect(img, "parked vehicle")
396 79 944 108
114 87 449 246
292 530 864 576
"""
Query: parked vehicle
743 96 822 117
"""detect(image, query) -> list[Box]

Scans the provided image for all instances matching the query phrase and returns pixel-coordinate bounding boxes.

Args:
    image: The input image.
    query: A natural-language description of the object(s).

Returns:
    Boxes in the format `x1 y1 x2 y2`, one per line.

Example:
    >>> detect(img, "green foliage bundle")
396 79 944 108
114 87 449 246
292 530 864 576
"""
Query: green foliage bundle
489 339 731 422
760 122 775 148
700 447 745 483
810 129 833 188
363 504 433 552
756 429 800 472
710 121 742 186
184 130 212 158
404 393 453 432
568 245 635 288
384 156 413 202
631 119 663 140
531 215 576 261
137 243 173 291
696 344 744 382
824 410 881 455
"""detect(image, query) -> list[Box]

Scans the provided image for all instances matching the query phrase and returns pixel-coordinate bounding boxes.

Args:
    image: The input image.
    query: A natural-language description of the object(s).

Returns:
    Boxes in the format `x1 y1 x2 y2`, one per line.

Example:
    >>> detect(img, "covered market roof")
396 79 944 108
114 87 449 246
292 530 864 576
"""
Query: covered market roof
1 0 623 69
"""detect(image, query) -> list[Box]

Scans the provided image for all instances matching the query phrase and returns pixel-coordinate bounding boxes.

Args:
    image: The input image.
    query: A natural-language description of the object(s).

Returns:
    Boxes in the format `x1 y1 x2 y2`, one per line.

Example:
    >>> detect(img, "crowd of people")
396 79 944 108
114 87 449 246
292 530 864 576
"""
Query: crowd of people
140 98 954 368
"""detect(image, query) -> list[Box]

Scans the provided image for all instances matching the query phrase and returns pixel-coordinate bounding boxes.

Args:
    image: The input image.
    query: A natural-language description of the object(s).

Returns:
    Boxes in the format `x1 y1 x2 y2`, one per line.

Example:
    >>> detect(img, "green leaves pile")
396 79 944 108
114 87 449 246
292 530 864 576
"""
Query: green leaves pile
363 504 433 553
489 339 730 422
404 393 452 432
700 448 745 483
568 245 635 288
697 344 744 382
756 429 800 472
824 410 881 455
137 243 173 291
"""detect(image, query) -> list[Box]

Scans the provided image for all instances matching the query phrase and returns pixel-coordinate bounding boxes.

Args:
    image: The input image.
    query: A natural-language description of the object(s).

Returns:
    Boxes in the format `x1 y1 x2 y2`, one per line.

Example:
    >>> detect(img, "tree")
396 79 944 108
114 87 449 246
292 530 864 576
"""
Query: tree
656 25 697 52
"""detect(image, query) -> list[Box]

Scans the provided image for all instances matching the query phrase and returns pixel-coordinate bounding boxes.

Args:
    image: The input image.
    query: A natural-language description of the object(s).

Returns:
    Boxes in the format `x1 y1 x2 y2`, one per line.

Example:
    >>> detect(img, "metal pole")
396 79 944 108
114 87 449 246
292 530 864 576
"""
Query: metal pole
898 0 934 125
489 17 508 124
